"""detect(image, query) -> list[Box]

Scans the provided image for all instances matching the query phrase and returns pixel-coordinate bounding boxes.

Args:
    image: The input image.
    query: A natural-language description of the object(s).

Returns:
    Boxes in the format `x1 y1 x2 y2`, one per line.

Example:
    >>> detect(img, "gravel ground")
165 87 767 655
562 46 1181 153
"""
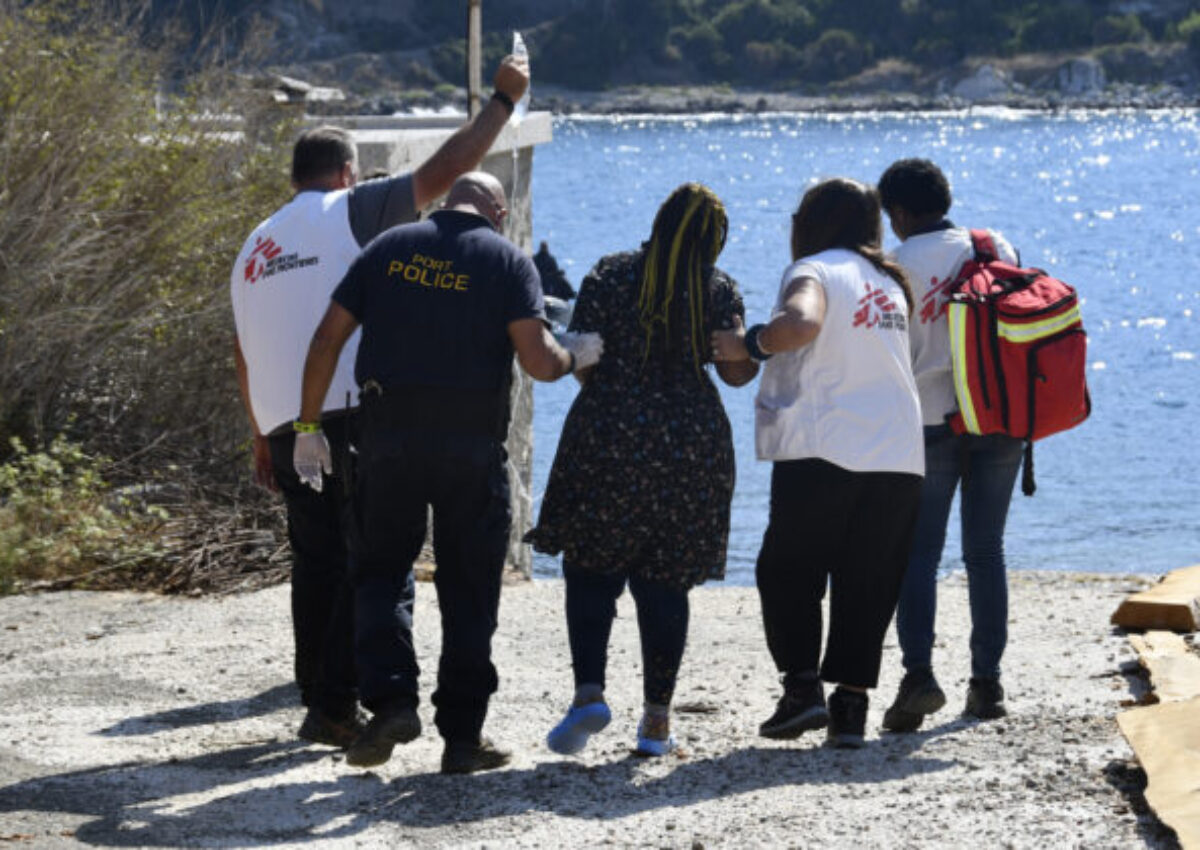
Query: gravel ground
0 571 1181 849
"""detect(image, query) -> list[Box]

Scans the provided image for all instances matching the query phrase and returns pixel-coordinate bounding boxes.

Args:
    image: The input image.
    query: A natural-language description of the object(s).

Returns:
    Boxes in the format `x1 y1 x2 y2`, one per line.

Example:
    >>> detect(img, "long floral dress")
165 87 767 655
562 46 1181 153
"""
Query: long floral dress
525 249 745 590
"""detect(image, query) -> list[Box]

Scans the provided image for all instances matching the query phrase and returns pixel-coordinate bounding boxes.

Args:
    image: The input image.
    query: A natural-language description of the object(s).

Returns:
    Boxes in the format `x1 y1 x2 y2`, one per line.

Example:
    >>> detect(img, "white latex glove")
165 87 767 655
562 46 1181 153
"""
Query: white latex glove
556 331 604 372
293 431 332 492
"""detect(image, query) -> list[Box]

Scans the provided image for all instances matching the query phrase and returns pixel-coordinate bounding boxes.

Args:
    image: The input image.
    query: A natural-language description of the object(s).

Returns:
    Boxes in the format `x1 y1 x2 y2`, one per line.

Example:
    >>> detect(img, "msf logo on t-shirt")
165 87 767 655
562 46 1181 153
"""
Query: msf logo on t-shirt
919 274 957 325
243 236 319 284
852 281 907 332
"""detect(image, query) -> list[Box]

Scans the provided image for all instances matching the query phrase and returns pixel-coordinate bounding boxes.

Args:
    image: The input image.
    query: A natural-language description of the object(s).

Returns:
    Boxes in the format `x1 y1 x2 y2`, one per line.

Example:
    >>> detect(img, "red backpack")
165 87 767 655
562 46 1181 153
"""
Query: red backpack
946 230 1091 495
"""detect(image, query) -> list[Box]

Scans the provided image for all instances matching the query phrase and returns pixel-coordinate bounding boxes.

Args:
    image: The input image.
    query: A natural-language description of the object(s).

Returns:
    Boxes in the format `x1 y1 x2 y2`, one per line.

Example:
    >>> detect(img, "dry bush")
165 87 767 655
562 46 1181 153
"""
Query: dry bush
0 1 299 593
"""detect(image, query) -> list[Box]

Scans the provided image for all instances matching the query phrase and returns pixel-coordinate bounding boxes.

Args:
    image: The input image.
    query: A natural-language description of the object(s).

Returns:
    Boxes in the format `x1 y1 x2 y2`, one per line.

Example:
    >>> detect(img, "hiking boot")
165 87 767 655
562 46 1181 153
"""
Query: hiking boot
441 737 512 775
882 668 947 733
345 707 422 768
965 677 1007 720
546 700 612 755
759 678 828 739
826 688 868 749
297 706 366 749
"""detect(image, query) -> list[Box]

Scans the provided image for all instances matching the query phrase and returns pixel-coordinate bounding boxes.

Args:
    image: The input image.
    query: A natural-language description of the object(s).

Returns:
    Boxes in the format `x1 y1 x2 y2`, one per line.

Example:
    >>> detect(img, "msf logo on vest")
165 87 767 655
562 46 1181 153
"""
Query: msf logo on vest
852 282 907 332
244 236 319 284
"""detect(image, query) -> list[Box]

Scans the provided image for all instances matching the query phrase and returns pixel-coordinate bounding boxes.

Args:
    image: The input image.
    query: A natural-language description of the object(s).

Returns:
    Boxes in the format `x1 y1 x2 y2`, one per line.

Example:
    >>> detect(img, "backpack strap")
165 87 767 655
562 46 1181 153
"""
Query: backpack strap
969 229 998 263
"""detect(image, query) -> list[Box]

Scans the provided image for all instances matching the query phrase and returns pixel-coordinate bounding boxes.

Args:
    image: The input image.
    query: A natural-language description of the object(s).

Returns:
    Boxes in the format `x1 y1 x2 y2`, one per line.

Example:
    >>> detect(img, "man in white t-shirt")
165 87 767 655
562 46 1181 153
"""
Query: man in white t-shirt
230 55 529 748
877 158 1023 732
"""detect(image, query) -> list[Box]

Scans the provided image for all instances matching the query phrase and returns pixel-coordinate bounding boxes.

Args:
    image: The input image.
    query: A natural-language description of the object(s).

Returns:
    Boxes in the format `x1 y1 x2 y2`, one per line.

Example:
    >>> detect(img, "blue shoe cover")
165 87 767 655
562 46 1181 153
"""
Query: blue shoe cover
546 701 611 755
635 722 677 757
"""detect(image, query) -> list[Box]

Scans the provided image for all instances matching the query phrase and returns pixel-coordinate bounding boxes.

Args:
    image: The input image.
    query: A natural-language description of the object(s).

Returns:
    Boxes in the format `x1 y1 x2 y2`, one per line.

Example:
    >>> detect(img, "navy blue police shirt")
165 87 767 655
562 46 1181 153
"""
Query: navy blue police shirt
332 210 545 396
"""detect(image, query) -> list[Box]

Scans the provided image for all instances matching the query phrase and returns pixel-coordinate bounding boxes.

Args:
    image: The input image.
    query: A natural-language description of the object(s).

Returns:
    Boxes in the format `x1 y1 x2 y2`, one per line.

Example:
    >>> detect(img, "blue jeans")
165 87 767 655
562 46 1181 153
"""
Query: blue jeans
895 426 1023 681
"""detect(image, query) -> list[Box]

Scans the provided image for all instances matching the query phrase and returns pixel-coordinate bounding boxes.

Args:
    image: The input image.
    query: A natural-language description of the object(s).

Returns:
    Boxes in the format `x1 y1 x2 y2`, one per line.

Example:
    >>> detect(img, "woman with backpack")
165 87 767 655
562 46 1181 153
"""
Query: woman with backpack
711 177 924 748
527 183 758 757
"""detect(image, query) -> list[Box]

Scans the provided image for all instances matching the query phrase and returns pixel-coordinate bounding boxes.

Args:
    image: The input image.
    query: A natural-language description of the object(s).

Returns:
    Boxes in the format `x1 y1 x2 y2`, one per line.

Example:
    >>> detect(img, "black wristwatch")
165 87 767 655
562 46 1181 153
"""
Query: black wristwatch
491 90 515 115
744 323 773 361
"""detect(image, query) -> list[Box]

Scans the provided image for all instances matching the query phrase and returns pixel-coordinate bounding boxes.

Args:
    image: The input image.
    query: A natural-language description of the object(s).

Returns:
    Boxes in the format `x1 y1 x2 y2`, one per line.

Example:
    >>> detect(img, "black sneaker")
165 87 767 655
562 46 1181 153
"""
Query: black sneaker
297 707 366 749
965 677 1007 720
759 679 828 739
882 668 947 733
441 737 512 775
345 707 422 768
826 688 868 749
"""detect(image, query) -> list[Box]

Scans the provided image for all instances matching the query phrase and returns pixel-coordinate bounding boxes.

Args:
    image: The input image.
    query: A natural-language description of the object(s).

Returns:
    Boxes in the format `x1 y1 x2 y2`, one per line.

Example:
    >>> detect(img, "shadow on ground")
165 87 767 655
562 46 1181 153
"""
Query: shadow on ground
0 710 960 847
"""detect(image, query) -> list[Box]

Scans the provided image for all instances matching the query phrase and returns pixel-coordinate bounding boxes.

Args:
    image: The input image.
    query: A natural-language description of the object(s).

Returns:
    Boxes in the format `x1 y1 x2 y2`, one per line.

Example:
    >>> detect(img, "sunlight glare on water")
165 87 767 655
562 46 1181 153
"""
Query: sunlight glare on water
531 109 1200 582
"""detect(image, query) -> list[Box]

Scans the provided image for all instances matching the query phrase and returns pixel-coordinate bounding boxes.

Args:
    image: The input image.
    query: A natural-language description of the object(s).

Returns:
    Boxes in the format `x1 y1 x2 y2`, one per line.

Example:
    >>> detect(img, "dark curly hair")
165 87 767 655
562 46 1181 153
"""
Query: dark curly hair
877 158 952 218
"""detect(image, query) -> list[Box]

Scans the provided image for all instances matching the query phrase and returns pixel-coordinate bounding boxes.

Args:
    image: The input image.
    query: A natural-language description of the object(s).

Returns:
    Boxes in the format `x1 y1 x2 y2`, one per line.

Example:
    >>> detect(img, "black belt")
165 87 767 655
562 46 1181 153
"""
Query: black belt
359 383 506 439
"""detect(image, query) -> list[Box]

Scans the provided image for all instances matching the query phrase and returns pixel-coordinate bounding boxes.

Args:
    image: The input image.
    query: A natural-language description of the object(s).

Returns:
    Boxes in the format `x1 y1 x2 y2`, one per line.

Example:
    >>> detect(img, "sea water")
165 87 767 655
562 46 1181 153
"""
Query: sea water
530 109 1200 582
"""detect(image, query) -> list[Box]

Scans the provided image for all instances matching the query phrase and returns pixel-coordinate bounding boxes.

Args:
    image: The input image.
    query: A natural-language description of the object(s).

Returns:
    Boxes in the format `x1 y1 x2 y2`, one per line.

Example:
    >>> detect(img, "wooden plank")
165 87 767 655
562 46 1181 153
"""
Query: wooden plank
1112 563 1200 632
1128 631 1200 703
1118 697 1200 849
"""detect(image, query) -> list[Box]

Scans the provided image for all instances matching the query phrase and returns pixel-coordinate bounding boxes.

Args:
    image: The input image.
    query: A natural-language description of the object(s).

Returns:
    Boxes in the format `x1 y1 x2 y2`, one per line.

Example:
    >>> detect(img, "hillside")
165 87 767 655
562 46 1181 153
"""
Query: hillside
154 0 1200 110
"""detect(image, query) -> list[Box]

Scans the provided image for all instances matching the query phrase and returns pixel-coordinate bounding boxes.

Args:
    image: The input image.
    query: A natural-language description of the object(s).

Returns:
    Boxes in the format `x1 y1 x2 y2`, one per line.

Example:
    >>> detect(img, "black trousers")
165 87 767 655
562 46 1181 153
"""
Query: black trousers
267 416 357 717
756 458 922 690
349 416 510 744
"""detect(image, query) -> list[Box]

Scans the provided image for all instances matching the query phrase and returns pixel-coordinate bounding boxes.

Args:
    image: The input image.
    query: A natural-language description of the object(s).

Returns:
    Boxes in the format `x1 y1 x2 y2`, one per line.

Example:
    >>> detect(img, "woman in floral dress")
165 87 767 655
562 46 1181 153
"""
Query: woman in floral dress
526 183 757 756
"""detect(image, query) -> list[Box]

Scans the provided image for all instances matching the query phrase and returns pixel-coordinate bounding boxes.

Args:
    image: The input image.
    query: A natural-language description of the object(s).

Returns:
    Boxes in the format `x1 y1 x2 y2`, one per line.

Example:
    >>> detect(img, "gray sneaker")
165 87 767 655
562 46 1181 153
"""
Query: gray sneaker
345 707 422 768
882 668 947 733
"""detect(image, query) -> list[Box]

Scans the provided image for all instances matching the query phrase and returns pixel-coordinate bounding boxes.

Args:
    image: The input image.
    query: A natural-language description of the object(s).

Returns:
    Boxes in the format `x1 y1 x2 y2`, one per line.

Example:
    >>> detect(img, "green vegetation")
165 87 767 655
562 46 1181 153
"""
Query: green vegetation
440 0 1200 89
0 436 169 593
0 1 296 593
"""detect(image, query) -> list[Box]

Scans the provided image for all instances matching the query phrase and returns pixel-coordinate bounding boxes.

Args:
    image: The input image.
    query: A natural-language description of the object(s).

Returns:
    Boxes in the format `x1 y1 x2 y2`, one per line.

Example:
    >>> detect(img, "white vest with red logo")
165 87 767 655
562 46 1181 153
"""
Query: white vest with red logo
755 248 923 476
894 226 1018 426
230 189 362 435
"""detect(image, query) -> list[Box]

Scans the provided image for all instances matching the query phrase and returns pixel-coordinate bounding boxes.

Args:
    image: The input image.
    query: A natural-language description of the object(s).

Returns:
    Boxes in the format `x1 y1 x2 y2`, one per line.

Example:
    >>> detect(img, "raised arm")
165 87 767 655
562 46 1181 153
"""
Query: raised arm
411 56 530 210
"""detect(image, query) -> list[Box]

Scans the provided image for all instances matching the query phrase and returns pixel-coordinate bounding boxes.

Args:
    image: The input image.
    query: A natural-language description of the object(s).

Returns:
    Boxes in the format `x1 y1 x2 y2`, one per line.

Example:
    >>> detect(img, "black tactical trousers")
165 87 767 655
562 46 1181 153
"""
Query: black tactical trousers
267 415 357 717
349 411 510 745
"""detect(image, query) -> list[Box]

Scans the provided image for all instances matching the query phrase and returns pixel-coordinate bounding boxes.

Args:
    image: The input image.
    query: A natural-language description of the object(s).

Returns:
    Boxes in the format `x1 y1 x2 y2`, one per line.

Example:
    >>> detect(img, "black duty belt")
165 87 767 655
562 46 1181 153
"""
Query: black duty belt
359 383 507 440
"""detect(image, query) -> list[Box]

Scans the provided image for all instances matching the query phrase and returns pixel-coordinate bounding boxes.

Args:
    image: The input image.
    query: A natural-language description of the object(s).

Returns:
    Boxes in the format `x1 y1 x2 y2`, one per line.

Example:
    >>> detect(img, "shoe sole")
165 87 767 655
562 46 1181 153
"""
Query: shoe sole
441 750 512 774
881 707 925 733
759 706 829 740
826 732 865 749
345 716 422 768
964 704 1007 720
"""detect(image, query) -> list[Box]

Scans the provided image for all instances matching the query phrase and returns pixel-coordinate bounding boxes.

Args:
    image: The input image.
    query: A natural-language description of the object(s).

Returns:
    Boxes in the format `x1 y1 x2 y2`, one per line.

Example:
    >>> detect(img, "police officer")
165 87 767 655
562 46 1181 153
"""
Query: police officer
295 172 603 774
231 56 530 749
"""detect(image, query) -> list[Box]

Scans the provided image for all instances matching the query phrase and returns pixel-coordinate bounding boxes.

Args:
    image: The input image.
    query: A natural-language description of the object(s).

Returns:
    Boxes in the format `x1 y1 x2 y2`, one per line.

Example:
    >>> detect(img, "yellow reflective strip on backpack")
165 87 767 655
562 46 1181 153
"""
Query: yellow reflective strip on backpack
948 303 983 434
996 304 1082 344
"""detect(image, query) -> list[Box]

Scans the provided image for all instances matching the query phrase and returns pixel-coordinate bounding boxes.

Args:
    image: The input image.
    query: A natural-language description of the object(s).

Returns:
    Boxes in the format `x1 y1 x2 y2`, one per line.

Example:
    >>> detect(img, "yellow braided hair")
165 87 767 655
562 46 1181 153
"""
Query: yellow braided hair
637 183 728 374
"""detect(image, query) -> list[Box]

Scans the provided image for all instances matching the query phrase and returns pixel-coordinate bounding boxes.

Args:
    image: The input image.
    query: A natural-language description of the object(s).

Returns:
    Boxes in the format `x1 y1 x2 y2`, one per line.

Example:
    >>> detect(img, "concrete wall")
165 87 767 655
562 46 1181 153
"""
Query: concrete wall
313 113 552 577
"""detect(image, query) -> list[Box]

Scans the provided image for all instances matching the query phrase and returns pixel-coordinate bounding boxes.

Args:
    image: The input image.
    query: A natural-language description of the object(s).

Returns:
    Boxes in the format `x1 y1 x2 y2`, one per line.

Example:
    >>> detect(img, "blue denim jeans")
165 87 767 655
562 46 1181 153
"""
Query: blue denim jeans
895 425 1023 681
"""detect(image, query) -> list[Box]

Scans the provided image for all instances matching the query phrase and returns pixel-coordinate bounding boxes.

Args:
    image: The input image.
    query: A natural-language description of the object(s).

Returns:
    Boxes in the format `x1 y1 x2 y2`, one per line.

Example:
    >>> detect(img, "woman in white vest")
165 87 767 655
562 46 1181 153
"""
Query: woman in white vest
712 178 923 748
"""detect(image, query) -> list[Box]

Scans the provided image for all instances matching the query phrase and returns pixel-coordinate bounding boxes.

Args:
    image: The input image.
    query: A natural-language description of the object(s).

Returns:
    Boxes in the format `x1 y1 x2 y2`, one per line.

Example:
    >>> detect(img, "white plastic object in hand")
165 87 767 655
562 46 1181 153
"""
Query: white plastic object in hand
511 32 530 124
557 331 604 371
293 431 332 492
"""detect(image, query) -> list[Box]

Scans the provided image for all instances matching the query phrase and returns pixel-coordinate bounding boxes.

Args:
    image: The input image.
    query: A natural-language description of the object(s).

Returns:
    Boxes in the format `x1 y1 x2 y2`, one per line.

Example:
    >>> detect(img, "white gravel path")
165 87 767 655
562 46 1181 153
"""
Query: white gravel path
0 571 1180 849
